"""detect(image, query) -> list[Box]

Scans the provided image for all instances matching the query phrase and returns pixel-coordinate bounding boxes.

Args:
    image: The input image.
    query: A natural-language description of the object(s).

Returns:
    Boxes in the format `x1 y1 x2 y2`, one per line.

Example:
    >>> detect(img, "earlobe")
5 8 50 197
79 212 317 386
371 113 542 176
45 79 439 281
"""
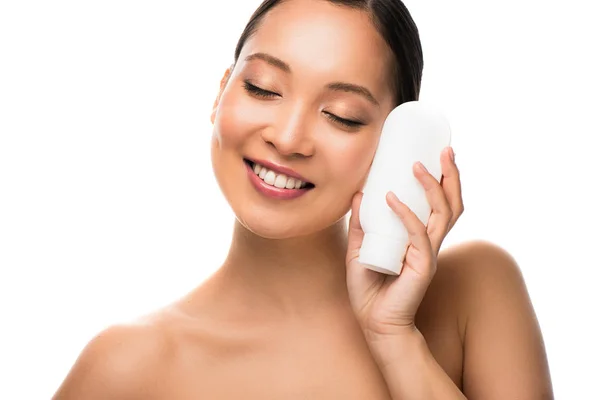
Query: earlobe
210 66 233 124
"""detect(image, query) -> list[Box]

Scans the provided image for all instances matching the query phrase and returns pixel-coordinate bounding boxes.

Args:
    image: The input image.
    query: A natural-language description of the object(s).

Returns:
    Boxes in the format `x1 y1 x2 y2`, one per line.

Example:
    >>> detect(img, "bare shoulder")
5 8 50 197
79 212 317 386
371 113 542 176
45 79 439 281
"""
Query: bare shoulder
438 239 521 273
435 239 526 301
435 240 554 399
435 240 534 334
52 313 176 400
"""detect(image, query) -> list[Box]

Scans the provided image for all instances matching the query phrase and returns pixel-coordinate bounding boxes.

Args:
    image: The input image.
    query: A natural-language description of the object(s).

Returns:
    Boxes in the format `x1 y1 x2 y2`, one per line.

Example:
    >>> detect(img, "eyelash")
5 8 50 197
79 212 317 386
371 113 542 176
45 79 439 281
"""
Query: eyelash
243 80 365 129
323 112 364 128
243 81 278 99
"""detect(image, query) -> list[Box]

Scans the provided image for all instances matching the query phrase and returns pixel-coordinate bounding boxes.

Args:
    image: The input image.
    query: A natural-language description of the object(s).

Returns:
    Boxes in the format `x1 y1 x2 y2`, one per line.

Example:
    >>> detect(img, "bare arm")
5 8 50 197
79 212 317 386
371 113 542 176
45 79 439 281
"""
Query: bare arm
369 241 553 399
369 329 467 399
458 241 554 399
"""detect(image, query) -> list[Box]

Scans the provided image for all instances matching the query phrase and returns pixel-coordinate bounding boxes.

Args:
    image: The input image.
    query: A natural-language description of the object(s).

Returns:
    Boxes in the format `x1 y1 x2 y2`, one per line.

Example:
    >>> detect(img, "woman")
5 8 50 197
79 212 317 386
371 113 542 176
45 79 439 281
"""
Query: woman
53 0 553 398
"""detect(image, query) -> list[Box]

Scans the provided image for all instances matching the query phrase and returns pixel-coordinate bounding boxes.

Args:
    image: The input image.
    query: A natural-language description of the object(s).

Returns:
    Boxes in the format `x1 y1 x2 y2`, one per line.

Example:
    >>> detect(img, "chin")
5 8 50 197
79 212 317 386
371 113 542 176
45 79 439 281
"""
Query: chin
236 211 317 240
235 203 349 240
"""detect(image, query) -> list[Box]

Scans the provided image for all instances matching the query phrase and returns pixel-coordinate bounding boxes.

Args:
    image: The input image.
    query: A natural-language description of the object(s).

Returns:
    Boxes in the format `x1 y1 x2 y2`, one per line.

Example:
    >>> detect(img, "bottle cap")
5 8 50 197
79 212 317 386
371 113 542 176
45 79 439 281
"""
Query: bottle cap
358 232 409 275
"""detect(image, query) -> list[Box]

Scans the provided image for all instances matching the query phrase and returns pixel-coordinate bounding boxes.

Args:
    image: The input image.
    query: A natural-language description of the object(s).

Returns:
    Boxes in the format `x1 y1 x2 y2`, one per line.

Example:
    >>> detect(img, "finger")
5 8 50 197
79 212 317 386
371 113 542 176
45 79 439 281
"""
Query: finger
385 191 433 256
412 161 452 252
440 146 464 229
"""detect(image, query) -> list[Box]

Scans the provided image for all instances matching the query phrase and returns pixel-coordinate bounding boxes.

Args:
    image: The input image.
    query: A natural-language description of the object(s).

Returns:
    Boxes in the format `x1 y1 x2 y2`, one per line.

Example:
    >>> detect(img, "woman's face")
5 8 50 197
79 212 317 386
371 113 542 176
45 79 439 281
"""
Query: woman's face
211 0 396 239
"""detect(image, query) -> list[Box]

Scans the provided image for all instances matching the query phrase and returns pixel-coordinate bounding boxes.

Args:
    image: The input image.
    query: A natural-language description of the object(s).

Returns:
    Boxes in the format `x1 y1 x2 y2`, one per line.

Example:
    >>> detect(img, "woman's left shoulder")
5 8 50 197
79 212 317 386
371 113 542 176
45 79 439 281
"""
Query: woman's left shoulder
434 240 529 317
430 240 554 399
413 240 521 387
440 239 519 264
437 239 524 288
430 239 530 347
422 239 524 313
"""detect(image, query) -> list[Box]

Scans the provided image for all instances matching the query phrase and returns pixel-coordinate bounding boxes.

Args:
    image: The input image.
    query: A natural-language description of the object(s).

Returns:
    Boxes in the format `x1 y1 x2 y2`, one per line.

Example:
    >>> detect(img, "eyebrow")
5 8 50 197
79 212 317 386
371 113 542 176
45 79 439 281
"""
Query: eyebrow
244 52 380 106
245 52 291 73
326 82 380 106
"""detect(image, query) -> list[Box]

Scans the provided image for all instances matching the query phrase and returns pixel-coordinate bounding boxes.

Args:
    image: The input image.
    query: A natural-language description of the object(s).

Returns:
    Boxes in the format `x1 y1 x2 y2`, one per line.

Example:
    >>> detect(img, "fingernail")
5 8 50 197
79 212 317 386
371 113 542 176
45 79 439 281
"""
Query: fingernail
417 161 427 172
387 191 400 203
449 147 455 162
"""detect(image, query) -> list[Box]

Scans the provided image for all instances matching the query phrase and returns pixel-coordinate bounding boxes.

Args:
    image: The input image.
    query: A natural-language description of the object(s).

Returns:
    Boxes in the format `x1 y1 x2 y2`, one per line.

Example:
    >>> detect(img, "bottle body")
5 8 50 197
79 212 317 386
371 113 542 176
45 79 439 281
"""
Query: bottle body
358 101 451 275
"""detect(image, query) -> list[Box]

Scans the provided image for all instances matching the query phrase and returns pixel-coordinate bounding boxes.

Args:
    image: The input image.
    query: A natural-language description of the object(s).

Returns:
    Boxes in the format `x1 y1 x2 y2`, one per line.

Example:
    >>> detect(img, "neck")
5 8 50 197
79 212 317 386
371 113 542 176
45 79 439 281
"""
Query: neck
213 218 352 320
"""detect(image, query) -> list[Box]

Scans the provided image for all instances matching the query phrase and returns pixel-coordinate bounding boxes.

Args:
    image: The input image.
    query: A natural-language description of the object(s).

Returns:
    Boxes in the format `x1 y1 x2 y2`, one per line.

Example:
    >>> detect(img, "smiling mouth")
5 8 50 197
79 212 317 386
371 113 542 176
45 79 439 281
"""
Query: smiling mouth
243 159 315 190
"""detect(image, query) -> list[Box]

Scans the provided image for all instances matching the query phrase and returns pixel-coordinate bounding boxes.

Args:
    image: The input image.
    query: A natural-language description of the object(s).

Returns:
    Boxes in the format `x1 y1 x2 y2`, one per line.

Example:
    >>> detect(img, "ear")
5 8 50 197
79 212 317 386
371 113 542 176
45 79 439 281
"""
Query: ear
210 66 233 124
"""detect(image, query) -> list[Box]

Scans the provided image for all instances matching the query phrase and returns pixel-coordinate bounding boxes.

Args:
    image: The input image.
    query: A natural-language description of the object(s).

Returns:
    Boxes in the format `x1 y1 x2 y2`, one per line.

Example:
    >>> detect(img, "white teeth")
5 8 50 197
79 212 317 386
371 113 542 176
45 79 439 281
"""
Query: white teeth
264 170 276 185
274 174 287 188
250 161 309 190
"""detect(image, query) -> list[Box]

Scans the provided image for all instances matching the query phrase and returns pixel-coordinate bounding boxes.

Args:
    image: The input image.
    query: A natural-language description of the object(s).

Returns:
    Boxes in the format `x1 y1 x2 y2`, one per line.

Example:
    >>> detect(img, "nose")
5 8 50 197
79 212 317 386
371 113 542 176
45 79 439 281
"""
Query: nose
260 106 315 158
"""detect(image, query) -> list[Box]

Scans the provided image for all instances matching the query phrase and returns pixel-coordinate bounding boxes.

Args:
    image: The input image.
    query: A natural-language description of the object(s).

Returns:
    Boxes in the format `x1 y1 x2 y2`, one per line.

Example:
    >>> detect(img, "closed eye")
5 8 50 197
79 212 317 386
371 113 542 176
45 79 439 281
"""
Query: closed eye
323 111 365 129
243 80 364 129
243 81 280 99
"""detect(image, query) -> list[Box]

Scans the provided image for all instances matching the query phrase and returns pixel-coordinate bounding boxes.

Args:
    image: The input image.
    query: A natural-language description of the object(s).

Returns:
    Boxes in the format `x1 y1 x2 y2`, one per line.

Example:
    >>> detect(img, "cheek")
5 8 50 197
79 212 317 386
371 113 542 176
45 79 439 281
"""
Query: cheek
323 137 377 189
213 87 272 148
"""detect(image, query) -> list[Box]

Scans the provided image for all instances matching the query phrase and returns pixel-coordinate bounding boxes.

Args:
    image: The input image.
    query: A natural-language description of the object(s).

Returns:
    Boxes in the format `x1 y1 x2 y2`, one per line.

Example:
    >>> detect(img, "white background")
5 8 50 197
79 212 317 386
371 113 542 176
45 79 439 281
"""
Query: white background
1 0 598 398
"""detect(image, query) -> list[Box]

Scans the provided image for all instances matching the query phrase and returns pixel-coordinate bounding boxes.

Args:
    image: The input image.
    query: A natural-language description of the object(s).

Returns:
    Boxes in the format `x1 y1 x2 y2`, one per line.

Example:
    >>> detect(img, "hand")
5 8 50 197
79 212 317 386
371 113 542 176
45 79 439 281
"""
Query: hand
346 147 464 341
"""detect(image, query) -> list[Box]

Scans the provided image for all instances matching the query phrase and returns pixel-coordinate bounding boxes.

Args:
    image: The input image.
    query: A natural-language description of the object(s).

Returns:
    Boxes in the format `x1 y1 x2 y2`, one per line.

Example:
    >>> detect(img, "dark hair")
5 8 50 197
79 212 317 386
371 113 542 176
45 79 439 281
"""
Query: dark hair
233 0 423 106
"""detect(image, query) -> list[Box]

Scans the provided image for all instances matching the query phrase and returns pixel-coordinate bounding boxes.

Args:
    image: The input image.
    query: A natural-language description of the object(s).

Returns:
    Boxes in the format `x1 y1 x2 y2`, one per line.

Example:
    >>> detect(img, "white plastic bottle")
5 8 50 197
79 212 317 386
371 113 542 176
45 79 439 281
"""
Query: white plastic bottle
358 101 451 275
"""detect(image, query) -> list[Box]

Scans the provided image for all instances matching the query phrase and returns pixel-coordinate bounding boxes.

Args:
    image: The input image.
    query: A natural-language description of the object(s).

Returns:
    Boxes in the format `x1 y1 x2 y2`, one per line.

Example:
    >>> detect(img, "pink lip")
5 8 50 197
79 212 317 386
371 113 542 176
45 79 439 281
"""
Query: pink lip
245 158 312 184
245 161 313 200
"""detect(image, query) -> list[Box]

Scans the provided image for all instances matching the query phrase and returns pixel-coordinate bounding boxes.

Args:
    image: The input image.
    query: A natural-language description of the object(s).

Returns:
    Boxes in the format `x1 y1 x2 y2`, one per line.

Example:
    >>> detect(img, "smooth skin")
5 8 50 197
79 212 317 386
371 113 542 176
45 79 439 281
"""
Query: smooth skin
53 0 553 398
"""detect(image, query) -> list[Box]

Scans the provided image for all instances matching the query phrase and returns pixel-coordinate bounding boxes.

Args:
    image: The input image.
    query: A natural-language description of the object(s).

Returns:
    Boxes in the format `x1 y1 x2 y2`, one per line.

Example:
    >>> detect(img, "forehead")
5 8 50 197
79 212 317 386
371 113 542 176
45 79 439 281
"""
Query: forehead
240 0 395 104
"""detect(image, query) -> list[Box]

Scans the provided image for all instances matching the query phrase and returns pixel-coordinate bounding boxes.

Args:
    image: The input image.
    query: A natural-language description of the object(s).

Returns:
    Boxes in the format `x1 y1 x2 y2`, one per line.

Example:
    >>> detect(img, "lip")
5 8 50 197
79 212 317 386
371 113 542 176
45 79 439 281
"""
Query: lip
244 157 312 184
245 161 313 200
